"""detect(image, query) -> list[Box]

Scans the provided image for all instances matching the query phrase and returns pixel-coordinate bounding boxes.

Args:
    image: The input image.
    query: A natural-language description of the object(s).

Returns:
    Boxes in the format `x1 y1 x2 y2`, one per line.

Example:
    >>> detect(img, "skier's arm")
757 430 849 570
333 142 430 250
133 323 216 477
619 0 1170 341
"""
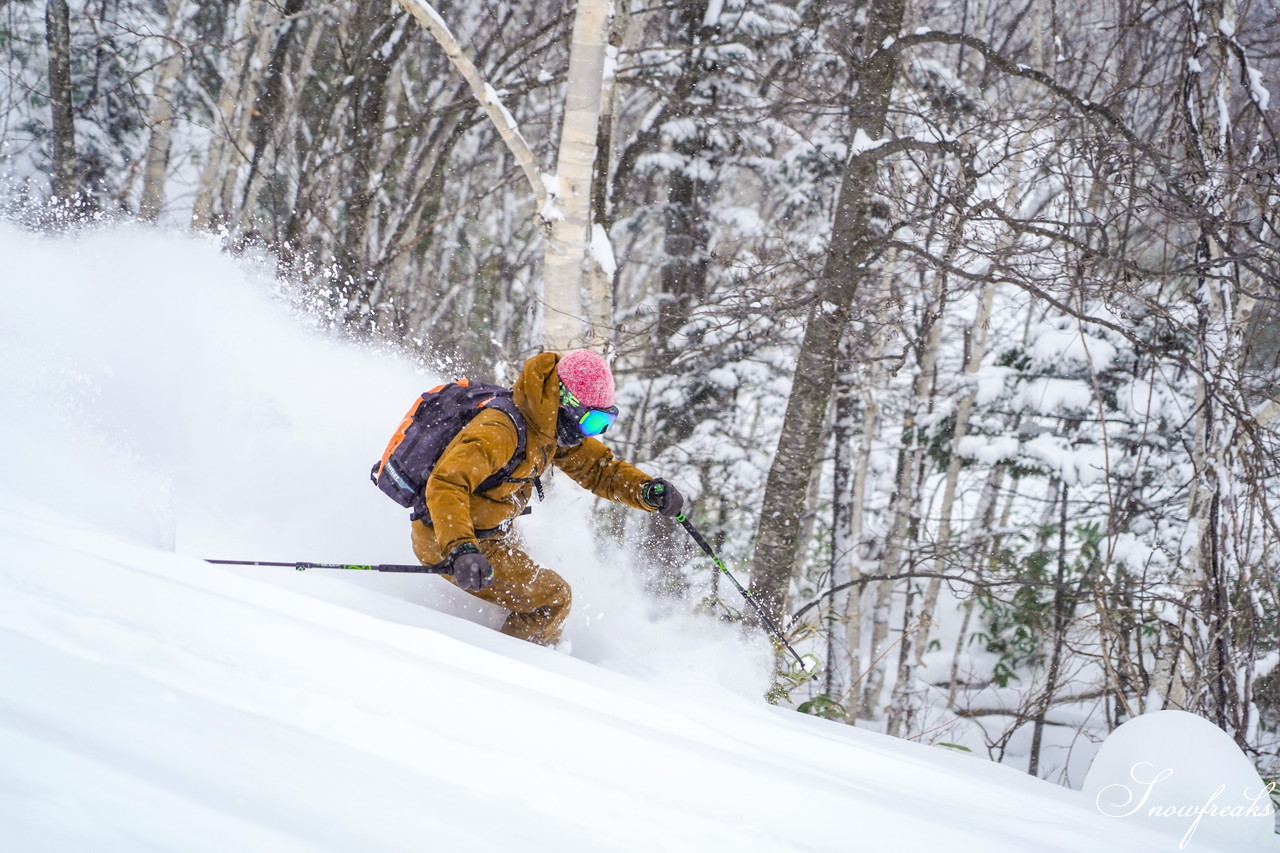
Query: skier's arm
425 409 521 555
554 438 655 511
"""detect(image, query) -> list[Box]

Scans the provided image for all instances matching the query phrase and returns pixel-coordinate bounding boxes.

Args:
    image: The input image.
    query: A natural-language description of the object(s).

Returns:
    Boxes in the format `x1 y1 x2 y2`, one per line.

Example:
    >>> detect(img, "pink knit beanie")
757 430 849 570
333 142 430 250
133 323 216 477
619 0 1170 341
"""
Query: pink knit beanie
557 350 615 408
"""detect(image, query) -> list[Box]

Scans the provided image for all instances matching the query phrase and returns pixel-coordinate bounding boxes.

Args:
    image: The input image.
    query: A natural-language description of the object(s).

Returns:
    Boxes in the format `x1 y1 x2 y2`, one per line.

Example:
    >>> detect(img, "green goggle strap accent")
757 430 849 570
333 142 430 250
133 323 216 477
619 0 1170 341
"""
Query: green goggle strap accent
560 382 618 436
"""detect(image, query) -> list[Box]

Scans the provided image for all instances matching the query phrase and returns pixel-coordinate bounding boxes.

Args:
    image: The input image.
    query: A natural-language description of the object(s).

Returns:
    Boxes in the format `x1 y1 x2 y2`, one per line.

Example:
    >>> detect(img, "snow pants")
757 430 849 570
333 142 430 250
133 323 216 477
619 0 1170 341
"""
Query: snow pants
410 519 572 646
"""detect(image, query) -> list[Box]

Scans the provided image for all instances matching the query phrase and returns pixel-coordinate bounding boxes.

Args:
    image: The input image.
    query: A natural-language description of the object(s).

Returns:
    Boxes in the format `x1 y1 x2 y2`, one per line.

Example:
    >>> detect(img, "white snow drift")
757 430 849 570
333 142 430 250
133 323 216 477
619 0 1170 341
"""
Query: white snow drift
1 223 1274 852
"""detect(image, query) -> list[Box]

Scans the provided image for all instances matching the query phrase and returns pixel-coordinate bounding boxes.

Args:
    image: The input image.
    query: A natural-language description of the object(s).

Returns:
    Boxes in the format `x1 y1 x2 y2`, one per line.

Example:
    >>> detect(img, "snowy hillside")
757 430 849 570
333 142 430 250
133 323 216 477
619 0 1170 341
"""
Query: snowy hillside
1 224 1273 852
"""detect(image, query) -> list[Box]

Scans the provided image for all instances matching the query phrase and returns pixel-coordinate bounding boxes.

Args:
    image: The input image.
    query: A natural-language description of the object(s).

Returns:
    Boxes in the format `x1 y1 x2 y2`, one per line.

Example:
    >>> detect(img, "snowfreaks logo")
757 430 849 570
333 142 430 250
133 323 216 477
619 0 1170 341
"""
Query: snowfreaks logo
1093 762 1277 849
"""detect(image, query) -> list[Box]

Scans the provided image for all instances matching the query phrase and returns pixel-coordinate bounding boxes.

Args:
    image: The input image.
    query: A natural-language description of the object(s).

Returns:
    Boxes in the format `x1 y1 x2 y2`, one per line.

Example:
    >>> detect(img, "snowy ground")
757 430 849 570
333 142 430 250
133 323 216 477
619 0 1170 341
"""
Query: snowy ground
1 223 1275 852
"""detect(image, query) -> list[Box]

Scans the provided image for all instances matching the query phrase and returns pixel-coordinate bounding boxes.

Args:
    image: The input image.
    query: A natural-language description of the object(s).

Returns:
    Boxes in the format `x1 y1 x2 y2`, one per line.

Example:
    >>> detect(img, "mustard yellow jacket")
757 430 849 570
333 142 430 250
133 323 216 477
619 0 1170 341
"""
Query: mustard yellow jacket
424 352 655 555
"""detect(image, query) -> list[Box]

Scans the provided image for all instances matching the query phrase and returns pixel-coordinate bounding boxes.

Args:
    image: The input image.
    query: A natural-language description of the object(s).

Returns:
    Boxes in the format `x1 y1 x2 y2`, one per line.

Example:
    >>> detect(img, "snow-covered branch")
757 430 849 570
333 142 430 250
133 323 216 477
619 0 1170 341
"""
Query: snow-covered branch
394 0 547 212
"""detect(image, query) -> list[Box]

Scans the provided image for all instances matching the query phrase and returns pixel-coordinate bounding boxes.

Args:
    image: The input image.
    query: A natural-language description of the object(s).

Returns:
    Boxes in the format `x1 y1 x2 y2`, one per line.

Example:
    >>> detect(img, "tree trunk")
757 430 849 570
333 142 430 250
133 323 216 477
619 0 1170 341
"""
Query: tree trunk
543 0 609 351
336 13 399 320
240 0 306 216
139 51 180 220
139 1 184 221
829 327 860 701
45 0 76 202
843 354 883 714
1180 0 1257 744
749 0 908 627
235 12 326 238
916 282 992 660
883 275 949 735
1028 482 1070 777
396 0 610 352
192 4 279 229
864 300 939 724
585 5 628 347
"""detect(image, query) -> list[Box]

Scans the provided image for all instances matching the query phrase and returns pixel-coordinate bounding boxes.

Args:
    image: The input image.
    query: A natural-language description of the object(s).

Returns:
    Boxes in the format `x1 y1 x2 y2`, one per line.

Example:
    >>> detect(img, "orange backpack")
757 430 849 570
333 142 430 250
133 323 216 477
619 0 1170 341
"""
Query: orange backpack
370 380 529 518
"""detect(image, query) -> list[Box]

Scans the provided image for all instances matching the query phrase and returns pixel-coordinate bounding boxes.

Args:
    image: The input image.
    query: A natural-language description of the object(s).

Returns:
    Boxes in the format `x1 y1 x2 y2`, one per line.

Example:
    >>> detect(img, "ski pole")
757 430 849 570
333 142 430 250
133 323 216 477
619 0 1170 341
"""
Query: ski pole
206 558 452 574
675 514 819 676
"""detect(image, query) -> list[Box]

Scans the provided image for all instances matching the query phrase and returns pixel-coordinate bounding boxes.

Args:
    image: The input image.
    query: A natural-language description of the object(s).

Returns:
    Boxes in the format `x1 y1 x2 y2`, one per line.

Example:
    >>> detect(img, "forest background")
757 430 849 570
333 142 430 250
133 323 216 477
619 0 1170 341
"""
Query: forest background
2 0 1278 788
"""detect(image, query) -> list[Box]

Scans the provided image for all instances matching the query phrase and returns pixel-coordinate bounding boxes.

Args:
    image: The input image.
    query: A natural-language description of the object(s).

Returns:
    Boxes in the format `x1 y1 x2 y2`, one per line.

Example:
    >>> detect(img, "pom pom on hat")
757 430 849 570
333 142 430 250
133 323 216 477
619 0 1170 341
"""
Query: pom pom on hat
557 350 615 408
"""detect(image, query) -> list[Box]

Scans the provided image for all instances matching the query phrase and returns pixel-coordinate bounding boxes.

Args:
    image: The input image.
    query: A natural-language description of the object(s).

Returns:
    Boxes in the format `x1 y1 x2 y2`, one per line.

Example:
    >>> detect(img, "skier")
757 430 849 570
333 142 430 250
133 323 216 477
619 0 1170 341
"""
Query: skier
408 349 685 646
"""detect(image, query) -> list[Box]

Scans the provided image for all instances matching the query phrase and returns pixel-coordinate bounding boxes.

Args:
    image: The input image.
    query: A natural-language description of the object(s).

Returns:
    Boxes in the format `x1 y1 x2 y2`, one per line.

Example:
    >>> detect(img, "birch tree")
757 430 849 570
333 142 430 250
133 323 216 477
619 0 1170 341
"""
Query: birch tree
138 0 186 221
190 2 280 230
1175 0 1276 741
395 0 612 351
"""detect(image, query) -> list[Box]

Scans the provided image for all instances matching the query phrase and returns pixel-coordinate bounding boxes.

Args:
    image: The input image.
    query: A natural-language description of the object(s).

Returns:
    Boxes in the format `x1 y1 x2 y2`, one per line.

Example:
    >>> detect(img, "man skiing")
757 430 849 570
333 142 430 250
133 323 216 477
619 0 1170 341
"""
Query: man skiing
409 349 685 646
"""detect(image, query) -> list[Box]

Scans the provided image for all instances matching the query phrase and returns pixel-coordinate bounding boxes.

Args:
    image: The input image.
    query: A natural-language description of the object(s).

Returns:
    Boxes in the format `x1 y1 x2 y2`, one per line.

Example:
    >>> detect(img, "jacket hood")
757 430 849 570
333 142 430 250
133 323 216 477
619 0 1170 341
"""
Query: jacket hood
511 352 562 442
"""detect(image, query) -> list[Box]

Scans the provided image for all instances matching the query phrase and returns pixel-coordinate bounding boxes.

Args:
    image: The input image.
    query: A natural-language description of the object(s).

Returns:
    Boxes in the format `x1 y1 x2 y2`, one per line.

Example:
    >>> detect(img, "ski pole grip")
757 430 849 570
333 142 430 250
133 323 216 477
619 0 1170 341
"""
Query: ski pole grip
376 561 452 574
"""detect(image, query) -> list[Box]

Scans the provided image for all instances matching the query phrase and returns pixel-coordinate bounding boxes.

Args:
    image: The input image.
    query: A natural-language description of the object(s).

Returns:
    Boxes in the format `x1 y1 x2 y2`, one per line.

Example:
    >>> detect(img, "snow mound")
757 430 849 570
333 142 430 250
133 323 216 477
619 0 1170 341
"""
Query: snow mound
1083 710 1278 850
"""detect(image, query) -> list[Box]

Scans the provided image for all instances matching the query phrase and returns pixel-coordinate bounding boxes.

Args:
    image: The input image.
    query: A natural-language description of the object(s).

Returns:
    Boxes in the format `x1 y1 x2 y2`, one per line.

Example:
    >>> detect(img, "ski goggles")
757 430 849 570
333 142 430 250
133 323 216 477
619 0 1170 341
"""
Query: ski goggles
559 384 619 437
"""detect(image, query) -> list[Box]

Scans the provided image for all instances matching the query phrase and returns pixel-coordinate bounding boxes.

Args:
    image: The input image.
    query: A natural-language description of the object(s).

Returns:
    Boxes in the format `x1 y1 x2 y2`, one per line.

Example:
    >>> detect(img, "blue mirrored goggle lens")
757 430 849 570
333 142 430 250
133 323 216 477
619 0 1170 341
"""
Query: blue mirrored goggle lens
577 408 617 436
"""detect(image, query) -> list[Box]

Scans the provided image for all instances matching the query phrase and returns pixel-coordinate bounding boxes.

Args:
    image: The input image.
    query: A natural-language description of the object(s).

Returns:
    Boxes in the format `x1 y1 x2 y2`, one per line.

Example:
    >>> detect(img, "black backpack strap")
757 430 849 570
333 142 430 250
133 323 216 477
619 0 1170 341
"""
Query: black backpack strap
407 390 542 524
475 395 530 493
503 474 545 502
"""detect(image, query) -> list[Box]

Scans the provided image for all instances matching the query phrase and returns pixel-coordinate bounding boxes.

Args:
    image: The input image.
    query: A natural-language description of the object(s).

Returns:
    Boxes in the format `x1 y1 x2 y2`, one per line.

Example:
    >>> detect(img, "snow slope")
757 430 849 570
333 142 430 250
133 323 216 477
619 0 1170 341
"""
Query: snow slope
0 224 1268 852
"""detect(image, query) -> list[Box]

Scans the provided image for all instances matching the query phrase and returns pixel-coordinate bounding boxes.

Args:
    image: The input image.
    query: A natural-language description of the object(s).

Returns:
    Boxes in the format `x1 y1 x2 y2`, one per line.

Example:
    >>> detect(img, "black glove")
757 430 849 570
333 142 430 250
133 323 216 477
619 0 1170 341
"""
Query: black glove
642 478 685 518
449 543 494 591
